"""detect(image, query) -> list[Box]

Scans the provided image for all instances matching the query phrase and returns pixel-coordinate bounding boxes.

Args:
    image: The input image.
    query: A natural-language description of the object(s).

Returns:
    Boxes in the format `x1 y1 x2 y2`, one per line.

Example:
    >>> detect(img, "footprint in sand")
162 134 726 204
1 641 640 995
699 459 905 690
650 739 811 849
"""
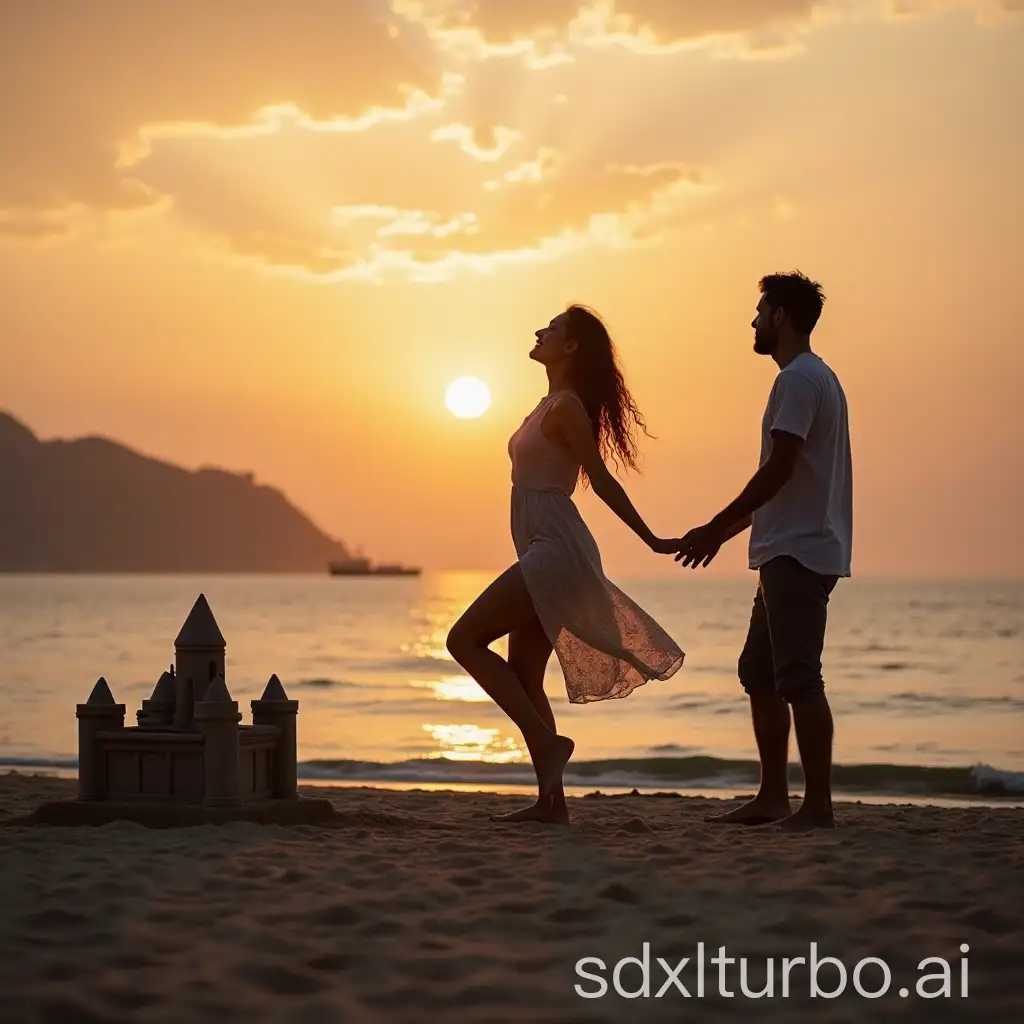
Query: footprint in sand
307 904 364 928
617 817 652 834
598 883 641 905
960 908 1017 935
23 908 91 931
656 913 697 928
306 952 361 973
236 963 328 996
546 905 600 923
359 918 406 938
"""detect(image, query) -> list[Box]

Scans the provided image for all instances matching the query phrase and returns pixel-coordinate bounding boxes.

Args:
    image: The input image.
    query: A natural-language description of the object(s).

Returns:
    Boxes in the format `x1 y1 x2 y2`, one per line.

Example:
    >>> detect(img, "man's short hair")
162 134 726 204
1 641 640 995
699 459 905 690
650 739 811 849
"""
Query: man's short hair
759 271 826 334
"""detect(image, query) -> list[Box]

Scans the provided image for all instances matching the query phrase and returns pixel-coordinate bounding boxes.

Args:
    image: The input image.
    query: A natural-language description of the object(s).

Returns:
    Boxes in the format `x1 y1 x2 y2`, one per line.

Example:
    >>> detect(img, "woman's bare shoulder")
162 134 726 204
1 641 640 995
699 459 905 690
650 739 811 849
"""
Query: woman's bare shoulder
550 391 590 422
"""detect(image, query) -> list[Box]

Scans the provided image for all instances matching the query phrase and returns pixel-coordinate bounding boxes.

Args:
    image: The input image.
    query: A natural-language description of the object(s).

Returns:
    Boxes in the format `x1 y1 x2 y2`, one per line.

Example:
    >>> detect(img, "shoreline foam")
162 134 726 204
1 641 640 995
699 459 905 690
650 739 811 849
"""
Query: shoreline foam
3 753 1022 803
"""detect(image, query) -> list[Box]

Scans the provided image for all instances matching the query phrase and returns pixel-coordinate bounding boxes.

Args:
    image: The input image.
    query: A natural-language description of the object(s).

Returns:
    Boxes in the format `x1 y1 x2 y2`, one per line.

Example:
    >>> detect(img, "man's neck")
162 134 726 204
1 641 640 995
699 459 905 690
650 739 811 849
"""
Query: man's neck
773 337 813 370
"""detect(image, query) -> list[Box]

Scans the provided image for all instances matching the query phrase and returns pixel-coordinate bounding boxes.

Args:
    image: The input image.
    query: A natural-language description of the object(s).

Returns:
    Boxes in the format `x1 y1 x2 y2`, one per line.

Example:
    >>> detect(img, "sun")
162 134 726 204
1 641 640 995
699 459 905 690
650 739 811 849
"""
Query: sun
445 376 491 419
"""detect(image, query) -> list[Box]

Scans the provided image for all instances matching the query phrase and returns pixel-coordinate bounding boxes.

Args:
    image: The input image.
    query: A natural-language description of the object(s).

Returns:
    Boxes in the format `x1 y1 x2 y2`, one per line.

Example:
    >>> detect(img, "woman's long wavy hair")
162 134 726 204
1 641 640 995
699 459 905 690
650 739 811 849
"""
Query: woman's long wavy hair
564 304 651 487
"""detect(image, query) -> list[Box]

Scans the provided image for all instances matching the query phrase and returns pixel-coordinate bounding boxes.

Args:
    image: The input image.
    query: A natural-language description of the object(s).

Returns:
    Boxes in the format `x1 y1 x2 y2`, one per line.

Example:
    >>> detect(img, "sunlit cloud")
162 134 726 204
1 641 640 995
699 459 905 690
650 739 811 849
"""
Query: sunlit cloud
398 0 834 60
884 0 1023 20
429 122 522 161
120 67 709 288
119 87 459 172
393 0 589 64
3 0 1009 278
0 0 446 225
187 157 705 284
332 205 480 239
0 206 86 243
483 149 561 191
396 0 1020 63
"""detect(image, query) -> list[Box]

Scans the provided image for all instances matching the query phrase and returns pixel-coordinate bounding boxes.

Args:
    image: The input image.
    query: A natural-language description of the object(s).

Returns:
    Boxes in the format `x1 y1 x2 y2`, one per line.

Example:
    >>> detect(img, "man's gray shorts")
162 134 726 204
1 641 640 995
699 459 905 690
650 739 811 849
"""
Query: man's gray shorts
738 555 839 703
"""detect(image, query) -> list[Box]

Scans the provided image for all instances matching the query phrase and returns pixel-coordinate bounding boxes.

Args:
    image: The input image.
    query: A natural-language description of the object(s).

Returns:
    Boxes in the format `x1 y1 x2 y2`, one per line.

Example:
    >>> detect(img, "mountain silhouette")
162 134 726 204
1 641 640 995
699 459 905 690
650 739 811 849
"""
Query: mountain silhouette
0 412 351 572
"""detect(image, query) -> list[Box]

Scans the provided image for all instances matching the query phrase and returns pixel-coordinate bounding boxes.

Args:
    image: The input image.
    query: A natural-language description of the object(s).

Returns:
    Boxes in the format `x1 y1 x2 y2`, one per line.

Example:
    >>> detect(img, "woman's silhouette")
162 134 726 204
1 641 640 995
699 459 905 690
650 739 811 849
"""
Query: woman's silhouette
446 306 684 822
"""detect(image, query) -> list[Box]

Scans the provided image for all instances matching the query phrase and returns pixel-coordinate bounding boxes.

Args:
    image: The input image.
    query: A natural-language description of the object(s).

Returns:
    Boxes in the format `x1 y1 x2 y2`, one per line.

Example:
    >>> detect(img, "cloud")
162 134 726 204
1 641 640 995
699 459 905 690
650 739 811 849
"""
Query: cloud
600 0 828 53
429 122 522 160
131 111 704 282
884 0 1023 18
5 0 1009 273
398 0 1020 60
0 208 81 242
484 149 562 190
225 158 705 282
394 0 590 56
0 0 444 230
397 0 832 58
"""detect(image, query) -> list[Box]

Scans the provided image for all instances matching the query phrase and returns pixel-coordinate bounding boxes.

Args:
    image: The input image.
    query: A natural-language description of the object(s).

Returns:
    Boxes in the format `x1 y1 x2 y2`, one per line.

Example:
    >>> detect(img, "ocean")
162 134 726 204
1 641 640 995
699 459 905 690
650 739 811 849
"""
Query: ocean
1 573 1021 805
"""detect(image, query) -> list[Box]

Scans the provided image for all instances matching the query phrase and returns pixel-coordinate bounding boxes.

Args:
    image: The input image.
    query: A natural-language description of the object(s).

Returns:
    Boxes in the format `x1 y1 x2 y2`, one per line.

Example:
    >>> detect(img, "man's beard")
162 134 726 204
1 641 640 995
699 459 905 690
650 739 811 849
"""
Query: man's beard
753 328 777 355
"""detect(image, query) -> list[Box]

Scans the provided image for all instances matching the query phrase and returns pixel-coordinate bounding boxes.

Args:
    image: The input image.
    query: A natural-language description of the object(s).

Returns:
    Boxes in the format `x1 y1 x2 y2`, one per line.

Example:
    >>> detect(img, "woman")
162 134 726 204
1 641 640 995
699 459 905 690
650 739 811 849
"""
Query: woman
446 305 685 823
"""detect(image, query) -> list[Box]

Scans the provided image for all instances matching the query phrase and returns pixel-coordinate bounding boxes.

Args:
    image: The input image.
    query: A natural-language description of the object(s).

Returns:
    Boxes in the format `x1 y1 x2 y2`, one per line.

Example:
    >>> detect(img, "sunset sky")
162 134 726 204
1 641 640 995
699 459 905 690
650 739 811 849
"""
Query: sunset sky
1 0 1021 578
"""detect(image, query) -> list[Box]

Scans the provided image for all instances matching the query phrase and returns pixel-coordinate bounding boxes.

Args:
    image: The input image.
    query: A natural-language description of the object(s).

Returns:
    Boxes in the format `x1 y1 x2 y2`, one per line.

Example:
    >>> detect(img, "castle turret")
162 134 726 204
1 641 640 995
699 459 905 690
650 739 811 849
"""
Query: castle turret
194 673 242 807
173 594 225 728
251 674 299 799
137 666 175 728
76 677 125 800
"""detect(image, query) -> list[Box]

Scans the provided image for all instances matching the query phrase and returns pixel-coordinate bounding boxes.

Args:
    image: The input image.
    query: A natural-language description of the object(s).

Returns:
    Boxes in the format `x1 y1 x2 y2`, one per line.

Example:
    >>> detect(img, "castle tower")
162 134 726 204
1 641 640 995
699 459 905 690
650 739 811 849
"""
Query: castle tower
251 674 299 800
173 594 226 728
194 673 242 807
137 666 175 728
76 677 125 800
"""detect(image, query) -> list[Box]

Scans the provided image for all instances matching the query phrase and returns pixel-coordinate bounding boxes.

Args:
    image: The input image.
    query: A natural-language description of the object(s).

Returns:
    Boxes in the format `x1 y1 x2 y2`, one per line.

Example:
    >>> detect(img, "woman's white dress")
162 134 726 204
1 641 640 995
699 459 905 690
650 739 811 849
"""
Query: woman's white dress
508 390 684 702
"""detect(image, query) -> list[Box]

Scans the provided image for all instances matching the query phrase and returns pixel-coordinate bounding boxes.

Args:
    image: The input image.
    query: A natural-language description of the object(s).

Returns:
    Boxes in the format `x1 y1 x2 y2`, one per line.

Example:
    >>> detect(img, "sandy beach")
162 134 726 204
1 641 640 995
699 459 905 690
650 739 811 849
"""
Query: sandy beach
1 775 1020 1022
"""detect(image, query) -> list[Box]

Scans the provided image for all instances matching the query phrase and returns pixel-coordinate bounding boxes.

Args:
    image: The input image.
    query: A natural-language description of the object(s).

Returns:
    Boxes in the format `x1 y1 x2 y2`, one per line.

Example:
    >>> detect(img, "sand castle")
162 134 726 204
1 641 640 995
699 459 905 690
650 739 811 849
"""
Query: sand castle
75 594 301 811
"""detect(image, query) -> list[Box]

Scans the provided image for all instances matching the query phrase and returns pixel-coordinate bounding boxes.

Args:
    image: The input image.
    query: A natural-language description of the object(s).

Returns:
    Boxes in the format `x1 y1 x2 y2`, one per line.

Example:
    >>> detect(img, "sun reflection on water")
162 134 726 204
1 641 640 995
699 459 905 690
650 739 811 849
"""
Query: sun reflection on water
400 631 508 664
422 723 524 762
399 630 454 663
411 675 489 702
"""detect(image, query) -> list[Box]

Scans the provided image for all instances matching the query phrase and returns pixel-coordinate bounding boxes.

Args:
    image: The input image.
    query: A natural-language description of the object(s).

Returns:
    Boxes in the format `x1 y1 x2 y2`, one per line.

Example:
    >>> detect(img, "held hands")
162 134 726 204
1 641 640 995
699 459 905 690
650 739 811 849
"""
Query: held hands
650 521 727 568
674 521 725 568
650 519 727 567
648 536 683 556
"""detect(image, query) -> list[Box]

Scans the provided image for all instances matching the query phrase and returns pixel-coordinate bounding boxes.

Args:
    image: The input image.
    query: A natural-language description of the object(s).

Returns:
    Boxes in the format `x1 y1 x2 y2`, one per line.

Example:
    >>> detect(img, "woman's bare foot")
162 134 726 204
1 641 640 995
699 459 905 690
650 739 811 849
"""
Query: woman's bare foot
491 794 569 824
704 794 792 825
533 733 575 801
777 804 835 832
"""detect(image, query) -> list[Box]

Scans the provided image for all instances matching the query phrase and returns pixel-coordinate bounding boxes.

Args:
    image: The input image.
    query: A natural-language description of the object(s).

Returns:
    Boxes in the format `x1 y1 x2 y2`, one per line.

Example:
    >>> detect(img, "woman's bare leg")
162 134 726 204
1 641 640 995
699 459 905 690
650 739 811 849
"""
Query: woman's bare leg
446 564 574 804
492 615 569 823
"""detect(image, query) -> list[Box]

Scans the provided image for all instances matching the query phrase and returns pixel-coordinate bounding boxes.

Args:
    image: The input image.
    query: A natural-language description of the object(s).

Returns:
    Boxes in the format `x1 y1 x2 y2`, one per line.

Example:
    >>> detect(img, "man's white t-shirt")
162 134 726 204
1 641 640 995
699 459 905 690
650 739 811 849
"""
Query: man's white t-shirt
749 351 853 577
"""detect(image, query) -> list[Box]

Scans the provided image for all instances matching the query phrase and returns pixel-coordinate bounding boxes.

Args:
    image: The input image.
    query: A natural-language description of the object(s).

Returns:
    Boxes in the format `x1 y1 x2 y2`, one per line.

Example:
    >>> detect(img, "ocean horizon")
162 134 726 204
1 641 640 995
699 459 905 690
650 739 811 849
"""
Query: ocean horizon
2 572 1021 806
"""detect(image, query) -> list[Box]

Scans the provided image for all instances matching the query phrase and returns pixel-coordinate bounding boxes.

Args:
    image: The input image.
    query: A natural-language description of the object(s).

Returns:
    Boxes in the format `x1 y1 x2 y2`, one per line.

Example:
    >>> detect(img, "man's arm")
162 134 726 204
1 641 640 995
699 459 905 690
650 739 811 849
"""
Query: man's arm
675 433 801 567
676 369 818 568
722 513 753 542
709 431 803 533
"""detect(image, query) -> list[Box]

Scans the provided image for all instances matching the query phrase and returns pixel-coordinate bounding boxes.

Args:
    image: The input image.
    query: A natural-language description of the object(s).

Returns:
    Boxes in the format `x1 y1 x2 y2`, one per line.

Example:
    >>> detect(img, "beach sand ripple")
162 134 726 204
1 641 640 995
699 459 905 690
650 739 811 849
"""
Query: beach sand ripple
1 774 1021 1022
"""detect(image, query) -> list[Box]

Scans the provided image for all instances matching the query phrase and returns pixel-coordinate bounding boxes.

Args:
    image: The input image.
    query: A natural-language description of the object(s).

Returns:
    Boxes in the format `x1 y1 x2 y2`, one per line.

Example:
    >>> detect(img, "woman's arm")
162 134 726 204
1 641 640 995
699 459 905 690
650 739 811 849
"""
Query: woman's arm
544 397 674 553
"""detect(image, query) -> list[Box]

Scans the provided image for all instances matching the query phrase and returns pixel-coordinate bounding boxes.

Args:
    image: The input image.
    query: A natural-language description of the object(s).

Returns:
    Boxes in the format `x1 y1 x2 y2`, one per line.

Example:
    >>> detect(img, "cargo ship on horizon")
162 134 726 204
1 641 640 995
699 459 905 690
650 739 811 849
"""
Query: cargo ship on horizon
328 556 421 577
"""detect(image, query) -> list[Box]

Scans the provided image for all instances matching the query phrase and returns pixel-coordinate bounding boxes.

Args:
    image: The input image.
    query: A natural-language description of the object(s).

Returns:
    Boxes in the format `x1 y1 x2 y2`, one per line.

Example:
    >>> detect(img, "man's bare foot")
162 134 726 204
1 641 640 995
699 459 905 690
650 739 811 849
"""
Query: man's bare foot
704 794 792 825
777 805 835 832
491 796 569 824
534 734 575 800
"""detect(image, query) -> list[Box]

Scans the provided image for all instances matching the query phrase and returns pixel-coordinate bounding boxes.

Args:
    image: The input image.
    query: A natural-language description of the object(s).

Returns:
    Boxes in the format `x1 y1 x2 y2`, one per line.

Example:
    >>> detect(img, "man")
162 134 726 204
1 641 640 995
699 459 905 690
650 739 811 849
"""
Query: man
675 271 852 831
